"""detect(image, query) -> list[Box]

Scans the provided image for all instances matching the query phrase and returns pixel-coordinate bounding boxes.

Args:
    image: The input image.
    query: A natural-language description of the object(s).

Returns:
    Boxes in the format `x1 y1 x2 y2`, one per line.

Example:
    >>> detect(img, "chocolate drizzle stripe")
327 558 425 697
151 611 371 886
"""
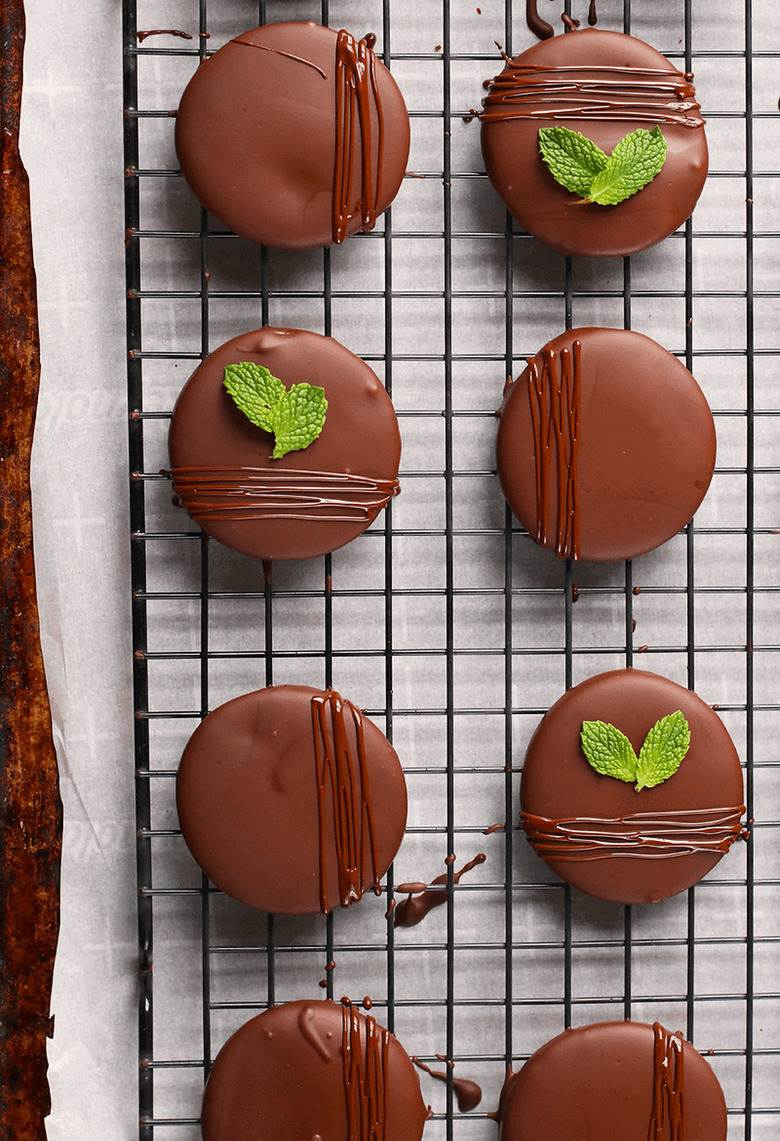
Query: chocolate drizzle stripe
168 466 400 523
333 31 385 244
481 65 703 128
650 1023 685 1141
521 806 746 861
312 691 382 913
527 340 581 560
342 1005 390 1141
230 37 329 80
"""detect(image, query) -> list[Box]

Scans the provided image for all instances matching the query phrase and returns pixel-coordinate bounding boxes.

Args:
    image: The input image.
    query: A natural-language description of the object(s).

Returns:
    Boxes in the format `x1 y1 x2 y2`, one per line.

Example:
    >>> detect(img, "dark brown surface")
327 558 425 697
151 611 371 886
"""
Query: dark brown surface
175 22 410 249
176 685 408 914
168 326 402 561
202 999 428 1141
496 327 716 563
498 1020 726 1140
520 669 744 904
0 1 62 1137
481 28 708 258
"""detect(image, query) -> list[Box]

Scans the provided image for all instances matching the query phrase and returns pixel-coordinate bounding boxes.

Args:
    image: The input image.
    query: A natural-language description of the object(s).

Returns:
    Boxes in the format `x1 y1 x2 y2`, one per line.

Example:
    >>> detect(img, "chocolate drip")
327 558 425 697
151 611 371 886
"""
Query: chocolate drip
650 1023 685 1141
588 0 598 25
231 37 328 79
312 690 382 913
527 340 581 560
481 64 704 128
412 1058 483 1112
526 0 555 40
333 31 385 244
394 853 486 928
521 806 746 861
137 28 193 41
169 466 400 524
342 1003 390 1141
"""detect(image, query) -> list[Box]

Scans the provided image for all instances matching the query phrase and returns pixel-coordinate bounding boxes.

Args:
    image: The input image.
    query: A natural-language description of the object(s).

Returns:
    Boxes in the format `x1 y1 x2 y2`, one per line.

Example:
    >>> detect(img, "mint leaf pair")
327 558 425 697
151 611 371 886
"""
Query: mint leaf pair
580 710 690 792
539 125 667 207
224 361 328 460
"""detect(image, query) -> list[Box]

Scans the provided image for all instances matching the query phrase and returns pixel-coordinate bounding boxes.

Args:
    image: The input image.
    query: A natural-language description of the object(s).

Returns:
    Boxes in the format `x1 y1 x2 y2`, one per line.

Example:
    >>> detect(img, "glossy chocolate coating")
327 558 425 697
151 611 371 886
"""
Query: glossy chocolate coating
168 327 401 561
496 327 716 563
520 669 744 904
202 1000 428 1141
176 685 407 914
498 1020 726 1141
481 29 708 258
175 22 410 249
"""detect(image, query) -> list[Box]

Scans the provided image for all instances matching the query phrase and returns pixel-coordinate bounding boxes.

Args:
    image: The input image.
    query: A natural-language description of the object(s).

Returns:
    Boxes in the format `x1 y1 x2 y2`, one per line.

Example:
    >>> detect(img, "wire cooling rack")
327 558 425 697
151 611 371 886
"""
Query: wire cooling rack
123 1 779 1137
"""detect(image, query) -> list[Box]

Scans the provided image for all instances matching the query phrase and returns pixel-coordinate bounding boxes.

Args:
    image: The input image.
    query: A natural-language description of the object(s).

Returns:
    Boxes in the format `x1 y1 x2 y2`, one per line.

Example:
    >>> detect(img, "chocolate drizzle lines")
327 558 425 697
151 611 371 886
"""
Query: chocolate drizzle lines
333 30 385 244
312 690 382 913
521 806 746 861
341 1003 390 1141
169 466 399 524
526 340 581 560
650 1023 685 1141
481 64 703 128
230 37 328 80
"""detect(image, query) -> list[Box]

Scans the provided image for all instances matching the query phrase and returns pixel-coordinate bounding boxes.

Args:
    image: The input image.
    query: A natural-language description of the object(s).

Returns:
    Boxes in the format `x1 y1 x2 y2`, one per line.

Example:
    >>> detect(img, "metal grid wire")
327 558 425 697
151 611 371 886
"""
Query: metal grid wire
123 1 779 1137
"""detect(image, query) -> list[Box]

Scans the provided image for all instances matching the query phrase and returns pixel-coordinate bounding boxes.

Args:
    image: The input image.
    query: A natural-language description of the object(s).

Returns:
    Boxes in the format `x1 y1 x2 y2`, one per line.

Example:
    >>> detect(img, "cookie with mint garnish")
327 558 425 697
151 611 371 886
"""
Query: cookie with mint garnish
480 28 707 257
496 327 715 563
495 1020 726 1141
168 327 401 561
520 669 746 905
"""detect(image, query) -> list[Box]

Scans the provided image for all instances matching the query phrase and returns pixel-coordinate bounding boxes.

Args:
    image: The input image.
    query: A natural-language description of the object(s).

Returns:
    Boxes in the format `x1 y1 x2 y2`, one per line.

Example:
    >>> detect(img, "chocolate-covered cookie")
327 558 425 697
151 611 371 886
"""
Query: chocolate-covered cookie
520 669 745 904
496 327 715 563
497 1020 726 1141
168 327 401 562
177 685 407 914
202 1000 428 1141
480 28 707 258
175 22 410 248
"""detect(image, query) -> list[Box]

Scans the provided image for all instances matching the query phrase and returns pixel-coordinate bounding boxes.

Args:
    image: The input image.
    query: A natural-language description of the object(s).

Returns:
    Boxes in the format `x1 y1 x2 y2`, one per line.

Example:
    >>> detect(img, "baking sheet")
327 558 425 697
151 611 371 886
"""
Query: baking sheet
22 0 780 1137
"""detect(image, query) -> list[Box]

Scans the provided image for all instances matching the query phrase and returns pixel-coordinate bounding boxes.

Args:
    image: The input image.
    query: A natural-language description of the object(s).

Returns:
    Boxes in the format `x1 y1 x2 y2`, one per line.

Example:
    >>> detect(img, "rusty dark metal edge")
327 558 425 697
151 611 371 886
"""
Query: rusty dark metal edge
0 1 63 1138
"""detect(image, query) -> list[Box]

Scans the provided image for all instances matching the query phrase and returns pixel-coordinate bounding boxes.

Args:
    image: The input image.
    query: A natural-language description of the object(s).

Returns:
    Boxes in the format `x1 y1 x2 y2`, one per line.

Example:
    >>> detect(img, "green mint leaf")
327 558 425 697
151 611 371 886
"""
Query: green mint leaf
270 382 328 460
580 720 638 784
538 127 609 198
223 364 328 459
224 362 286 434
634 710 691 792
587 125 667 206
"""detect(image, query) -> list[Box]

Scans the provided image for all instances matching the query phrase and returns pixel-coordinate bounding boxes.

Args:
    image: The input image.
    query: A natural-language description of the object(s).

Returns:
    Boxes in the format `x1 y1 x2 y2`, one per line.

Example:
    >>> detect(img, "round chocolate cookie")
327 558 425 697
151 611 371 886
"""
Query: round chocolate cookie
520 669 745 904
168 327 401 561
497 1020 726 1141
175 22 410 248
480 28 708 258
496 327 716 563
202 999 428 1141
176 685 407 914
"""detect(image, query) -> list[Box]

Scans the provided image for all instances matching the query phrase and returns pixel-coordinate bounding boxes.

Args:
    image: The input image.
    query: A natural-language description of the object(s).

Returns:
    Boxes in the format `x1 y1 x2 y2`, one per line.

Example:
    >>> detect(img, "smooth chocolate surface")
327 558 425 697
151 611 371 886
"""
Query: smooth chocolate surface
498 1020 727 1141
175 22 410 249
176 685 407 914
168 327 401 561
480 28 708 258
520 669 744 904
202 999 428 1141
496 327 716 563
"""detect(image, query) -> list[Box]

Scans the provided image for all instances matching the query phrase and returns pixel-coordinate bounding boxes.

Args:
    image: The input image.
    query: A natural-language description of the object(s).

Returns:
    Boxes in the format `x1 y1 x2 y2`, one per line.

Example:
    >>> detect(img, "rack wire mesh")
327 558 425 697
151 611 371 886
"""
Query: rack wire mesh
123 0 779 1137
